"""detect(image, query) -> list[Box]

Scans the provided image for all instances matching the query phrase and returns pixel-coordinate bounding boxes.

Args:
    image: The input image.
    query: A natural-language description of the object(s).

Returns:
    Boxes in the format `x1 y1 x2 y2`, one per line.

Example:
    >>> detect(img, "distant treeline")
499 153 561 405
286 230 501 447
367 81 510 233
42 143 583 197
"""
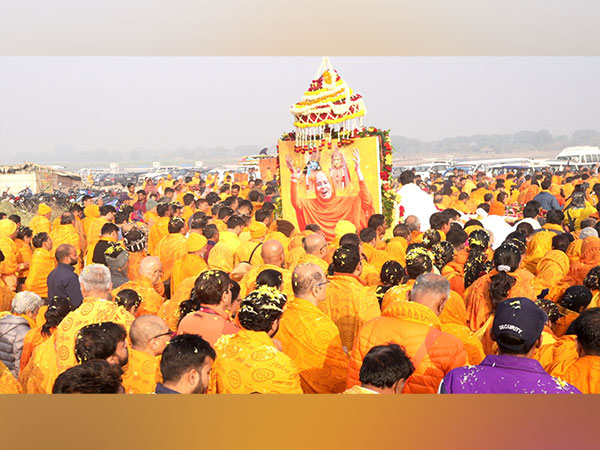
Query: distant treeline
390 129 600 157
8 129 600 166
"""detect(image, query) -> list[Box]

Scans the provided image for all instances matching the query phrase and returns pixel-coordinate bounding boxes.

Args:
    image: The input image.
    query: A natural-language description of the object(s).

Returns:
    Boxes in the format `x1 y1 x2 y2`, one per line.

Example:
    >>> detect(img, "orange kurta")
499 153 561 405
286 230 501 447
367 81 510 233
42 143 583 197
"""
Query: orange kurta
86 217 109 250
234 239 265 267
385 236 408 267
544 336 600 393
170 253 207 296
0 236 19 277
489 201 505 216
362 243 391 273
20 326 53 372
464 268 536 332
277 296 348 394
347 300 467 393
239 264 293 299
158 276 197 331
566 237 600 285
15 238 32 279
209 329 303 394
24 248 56 298
532 250 570 301
522 223 565 275
442 249 468 297
318 273 381 352
380 279 416 312
0 278 14 312
0 360 22 394
127 250 147 281
289 253 329 274
19 297 134 394
121 348 162 394
207 242 235 273
113 276 165 316
28 215 52 236
148 216 170 256
156 233 188 282
50 224 82 271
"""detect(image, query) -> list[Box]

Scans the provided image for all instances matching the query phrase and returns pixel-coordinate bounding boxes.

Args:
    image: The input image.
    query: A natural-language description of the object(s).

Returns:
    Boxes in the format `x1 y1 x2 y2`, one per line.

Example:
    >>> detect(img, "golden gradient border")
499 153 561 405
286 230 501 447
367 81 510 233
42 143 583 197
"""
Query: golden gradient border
0 394 596 450
0 0 599 55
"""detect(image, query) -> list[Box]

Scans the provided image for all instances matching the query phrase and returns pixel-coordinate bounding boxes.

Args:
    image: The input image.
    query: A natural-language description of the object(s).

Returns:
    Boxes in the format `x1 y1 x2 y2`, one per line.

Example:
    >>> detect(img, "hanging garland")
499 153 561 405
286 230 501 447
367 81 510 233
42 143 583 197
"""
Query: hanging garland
278 126 400 226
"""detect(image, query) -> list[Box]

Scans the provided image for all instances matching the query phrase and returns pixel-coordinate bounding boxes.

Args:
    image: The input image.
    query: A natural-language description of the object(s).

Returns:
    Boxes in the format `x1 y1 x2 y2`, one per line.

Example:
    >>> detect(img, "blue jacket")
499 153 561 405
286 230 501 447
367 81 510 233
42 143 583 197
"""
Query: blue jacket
47 263 83 308
533 191 561 211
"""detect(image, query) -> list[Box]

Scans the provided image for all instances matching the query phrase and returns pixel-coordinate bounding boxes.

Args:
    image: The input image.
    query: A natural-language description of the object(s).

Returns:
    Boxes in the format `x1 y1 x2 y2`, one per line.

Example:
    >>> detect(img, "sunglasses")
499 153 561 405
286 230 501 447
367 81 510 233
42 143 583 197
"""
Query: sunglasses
152 330 175 340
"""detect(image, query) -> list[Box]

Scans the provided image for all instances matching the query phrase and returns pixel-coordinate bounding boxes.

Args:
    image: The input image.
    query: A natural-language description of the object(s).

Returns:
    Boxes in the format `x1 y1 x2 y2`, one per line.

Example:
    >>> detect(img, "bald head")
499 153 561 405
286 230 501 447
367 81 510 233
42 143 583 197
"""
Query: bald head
292 263 327 305
261 239 285 267
139 256 163 284
408 273 450 316
130 315 168 348
303 233 326 256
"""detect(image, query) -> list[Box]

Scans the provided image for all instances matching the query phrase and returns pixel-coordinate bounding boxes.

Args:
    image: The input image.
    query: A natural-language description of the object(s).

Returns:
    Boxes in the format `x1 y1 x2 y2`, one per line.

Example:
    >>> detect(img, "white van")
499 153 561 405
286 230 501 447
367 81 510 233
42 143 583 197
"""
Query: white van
413 161 452 180
555 146 600 165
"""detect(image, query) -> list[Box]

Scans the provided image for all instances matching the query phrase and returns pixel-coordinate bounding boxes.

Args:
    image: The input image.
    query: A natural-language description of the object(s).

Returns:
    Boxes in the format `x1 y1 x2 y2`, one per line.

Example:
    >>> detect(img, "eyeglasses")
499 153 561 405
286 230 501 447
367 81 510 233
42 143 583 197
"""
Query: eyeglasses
316 280 330 287
151 330 174 340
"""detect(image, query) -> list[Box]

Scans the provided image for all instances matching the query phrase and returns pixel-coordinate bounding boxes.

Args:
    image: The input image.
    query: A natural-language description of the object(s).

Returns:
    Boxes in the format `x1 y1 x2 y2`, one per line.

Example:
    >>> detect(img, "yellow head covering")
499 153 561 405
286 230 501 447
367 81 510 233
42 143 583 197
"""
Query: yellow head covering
335 220 357 240
0 219 17 238
84 204 100 218
249 221 268 240
38 203 51 215
187 233 208 253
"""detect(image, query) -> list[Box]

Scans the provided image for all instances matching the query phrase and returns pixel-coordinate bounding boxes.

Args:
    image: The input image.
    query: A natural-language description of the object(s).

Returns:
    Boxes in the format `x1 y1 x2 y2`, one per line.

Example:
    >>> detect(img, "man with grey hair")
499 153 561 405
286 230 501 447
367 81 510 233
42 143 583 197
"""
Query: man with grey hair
276 263 349 394
0 291 43 377
408 272 451 316
348 273 467 393
404 215 421 234
79 264 112 300
19 265 135 393
579 227 598 240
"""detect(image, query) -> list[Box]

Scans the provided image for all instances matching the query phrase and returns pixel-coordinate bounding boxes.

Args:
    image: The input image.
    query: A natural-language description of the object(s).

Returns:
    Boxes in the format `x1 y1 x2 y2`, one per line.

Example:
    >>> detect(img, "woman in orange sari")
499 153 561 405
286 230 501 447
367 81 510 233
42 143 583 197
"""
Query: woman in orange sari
465 242 535 333
286 148 374 241
20 296 73 371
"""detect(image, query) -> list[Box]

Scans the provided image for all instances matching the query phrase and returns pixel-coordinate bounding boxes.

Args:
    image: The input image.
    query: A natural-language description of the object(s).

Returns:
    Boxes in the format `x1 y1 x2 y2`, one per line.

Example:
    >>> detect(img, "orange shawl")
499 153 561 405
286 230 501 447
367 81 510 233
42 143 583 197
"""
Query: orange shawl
532 250 570 301
567 236 600 285
464 268 536 331
290 177 374 241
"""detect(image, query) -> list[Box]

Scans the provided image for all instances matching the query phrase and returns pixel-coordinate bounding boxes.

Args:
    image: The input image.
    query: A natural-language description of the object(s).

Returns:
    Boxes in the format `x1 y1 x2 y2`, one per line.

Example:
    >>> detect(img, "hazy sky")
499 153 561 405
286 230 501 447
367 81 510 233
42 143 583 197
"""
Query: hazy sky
0 57 599 155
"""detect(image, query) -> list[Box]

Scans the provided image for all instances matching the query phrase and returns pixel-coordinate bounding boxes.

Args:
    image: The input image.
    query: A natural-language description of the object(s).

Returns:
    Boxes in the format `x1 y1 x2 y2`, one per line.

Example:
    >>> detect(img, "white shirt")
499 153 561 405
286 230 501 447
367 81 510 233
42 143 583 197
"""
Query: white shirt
481 215 514 250
398 183 438 232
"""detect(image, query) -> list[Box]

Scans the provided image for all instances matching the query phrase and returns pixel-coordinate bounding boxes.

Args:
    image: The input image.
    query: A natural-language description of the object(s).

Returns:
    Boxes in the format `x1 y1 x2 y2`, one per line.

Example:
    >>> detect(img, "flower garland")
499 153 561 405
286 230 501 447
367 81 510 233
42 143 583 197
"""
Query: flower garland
278 126 398 226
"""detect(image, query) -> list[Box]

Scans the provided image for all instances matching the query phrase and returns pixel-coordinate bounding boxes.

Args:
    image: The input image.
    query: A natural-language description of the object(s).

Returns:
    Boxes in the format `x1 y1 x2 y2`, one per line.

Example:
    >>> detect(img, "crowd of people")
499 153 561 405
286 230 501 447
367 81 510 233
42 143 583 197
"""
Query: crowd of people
1 165 600 394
